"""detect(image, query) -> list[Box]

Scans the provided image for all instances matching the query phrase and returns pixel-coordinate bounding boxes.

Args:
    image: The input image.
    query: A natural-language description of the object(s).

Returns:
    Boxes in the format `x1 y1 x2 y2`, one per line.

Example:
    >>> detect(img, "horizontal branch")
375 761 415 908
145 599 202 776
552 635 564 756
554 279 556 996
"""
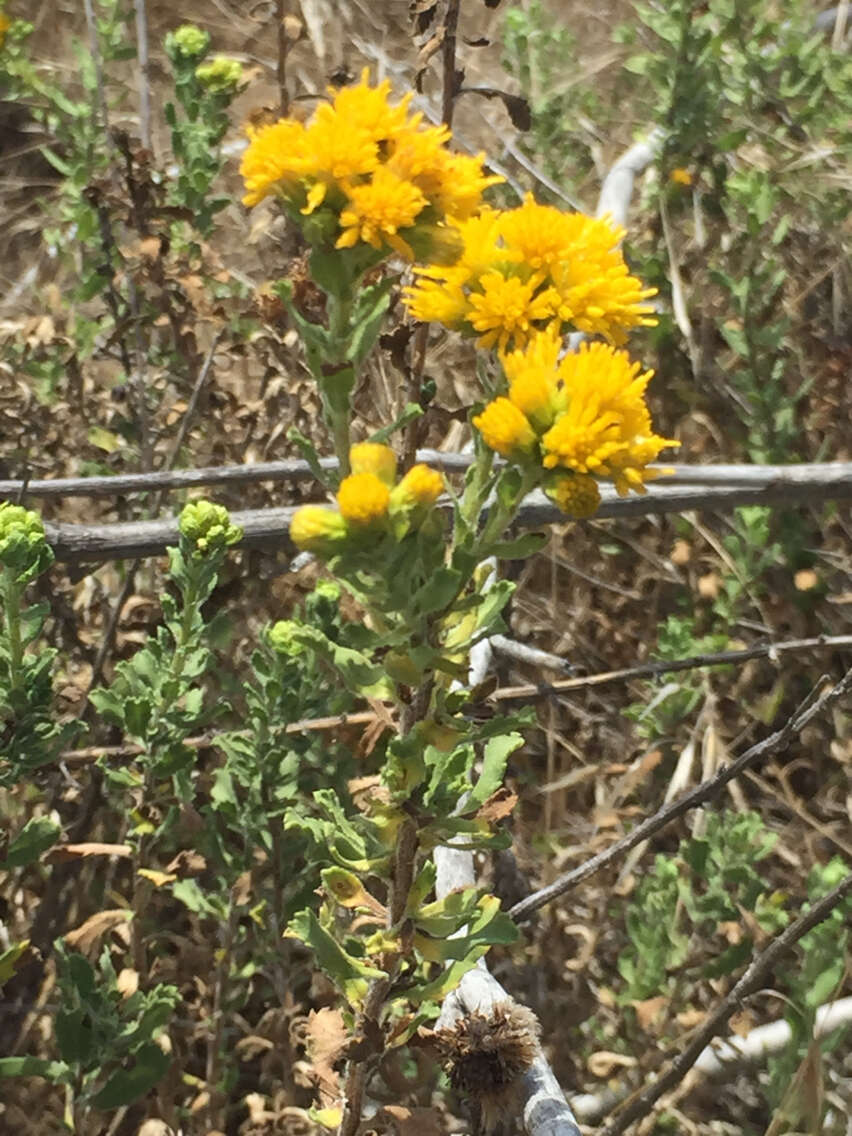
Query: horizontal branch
491 634 852 704
3 458 851 500
508 668 852 923
38 469 852 564
599 870 852 1136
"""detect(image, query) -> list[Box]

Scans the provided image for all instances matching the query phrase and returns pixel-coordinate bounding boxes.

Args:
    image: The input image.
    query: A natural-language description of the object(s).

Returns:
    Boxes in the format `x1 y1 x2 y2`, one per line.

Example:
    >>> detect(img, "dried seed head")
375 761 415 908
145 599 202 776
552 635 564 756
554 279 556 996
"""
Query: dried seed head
433 1002 540 1133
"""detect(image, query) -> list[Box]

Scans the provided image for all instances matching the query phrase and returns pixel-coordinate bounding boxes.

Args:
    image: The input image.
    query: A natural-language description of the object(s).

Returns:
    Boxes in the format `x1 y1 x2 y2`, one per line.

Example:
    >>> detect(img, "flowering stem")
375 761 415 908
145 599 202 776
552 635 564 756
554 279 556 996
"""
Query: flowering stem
0 574 24 696
479 466 539 549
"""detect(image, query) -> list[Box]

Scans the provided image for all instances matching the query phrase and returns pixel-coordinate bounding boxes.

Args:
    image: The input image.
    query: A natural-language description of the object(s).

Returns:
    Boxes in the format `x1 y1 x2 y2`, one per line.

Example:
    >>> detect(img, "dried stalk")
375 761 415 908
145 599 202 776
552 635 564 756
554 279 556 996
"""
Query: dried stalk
133 0 152 151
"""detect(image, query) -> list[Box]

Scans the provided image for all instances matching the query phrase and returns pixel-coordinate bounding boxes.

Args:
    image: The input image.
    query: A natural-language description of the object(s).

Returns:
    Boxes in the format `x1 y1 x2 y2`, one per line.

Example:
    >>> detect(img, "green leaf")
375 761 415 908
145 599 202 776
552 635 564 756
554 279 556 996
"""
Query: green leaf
347 276 396 366
0 941 32 988
411 567 462 617
284 623 393 698
1 816 61 870
171 878 220 918
285 909 386 1009
92 1043 171 1109
407 899 518 1003
483 532 548 560
469 732 524 808
0 1057 72 1083
412 888 483 936
367 403 423 444
55 1008 94 1065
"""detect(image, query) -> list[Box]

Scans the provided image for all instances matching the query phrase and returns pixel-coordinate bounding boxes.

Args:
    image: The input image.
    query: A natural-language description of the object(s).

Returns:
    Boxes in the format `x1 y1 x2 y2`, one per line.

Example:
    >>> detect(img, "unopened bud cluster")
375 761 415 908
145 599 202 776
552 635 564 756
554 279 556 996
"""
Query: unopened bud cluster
0 503 54 584
178 501 243 558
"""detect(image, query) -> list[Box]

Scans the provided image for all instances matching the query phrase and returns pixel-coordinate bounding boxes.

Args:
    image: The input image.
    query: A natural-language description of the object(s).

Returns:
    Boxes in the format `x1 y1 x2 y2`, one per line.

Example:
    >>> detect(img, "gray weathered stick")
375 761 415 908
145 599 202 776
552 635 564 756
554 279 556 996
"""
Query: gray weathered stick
5 459 850 501
36 470 852 564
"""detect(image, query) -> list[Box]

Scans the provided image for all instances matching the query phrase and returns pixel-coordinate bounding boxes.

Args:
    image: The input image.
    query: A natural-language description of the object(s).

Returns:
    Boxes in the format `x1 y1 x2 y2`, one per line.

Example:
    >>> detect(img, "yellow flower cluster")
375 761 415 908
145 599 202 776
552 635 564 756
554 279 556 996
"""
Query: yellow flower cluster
290 443 445 554
404 195 657 353
240 71 501 261
472 328 678 515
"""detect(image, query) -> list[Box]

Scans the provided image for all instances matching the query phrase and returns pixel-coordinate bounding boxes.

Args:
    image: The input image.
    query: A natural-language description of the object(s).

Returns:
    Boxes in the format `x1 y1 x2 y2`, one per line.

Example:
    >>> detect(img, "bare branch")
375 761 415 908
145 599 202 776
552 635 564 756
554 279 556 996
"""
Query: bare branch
134 0 152 151
34 469 852 564
491 634 852 705
599 870 852 1136
509 668 852 923
5 459 850 501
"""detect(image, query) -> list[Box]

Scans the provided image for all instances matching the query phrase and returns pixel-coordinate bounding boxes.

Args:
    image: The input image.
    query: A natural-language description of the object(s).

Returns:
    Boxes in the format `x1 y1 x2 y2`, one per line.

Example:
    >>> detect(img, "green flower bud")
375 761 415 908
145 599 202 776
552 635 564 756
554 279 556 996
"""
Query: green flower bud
166 24 210 61
313 579 341 603
178 501 242 557
267 620 305 658
0 502 54 584
195 56 243 92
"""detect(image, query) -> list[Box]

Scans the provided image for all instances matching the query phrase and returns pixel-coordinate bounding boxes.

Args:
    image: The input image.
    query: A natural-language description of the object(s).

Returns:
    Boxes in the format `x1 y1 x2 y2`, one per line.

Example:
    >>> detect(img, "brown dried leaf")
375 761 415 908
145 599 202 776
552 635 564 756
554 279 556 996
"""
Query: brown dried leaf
632 995 668 1031
305 1007 348 1106
587 1050 637 1078
370 1105 444 1135
165 849 207 876
475 787 518 823
137 868 178 888
48 842 132 862
117 968 139 998
65 909 132 954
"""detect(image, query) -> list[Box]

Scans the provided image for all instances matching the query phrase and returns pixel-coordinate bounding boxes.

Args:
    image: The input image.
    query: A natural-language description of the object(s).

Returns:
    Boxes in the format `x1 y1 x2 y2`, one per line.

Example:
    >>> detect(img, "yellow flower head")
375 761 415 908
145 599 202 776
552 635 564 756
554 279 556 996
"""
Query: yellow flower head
541 342 678 494
240 119 309 208
350 442 398 486
472 397 537 459
502 327 565 431
337 472 391 526
403 277 469 326
240 70 501 261
290 505 347 553
391 464 444 510
434 151 505 221
404 196 656 348
670 167 693 186
336 167 428 253
468 271 559 352
550 474 602 519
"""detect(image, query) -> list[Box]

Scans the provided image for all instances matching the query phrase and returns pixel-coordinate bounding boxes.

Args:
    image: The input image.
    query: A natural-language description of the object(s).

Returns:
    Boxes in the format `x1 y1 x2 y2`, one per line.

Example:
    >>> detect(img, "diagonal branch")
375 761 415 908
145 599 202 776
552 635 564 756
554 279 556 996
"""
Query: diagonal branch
599 870 852 1136
509 668 852 923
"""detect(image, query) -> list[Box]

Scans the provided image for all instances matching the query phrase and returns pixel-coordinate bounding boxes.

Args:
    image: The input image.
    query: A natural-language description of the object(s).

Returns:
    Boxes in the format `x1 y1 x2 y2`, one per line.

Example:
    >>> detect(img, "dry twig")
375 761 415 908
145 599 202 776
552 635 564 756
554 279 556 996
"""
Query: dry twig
509 668 852 923
598 870 852 1136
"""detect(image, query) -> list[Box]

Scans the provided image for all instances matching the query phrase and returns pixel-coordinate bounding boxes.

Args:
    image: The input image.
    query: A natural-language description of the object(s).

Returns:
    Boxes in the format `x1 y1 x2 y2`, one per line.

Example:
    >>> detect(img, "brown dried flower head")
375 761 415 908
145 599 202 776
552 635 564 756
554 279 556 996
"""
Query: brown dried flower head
433 1002 540 1132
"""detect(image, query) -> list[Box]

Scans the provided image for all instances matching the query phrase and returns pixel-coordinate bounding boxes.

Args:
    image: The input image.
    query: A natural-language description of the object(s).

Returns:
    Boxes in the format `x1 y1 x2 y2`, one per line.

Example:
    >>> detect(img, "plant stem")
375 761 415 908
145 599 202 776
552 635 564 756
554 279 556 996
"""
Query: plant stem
1 576 24 695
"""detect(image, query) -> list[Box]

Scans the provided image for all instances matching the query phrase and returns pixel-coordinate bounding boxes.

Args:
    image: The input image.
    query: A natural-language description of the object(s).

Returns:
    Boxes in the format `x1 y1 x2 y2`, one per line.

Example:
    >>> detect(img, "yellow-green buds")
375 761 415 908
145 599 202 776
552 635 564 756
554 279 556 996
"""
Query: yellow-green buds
349 442 398 487
178 501 242 557
0 503 54 584
166 24 210 60
337 473 391 527
195 56 243 92
289 506 348 554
